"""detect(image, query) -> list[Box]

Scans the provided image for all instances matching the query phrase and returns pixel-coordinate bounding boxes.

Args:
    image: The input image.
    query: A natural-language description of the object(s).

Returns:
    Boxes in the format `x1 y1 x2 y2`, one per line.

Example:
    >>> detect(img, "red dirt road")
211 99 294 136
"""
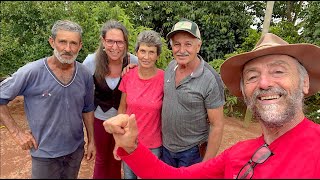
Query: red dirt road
0 96 261 178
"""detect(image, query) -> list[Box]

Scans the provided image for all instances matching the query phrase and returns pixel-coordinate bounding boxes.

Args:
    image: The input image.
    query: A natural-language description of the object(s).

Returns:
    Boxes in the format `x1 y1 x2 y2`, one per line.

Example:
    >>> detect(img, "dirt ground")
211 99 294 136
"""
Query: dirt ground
0 96 262 179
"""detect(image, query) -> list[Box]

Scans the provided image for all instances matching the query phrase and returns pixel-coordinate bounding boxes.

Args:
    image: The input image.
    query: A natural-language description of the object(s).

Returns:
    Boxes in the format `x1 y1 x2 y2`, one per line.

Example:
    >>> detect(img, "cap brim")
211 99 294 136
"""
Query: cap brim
220 44 320 97
166 29 200 40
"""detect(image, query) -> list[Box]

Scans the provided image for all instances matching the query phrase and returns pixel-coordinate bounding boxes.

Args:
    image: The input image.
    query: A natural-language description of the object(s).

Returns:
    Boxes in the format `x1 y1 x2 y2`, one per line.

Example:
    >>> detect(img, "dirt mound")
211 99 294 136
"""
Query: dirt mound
0 96 261 178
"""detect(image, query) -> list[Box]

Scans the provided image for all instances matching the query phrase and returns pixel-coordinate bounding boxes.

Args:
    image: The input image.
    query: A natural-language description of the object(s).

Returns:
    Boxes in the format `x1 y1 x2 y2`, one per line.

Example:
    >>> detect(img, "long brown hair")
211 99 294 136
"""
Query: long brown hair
94 20 129 83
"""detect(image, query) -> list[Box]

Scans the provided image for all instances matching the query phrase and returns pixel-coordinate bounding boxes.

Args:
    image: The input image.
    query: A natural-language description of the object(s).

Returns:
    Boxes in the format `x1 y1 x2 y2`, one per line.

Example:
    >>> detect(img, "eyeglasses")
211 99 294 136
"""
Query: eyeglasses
236 143 273 179
105 39 126 48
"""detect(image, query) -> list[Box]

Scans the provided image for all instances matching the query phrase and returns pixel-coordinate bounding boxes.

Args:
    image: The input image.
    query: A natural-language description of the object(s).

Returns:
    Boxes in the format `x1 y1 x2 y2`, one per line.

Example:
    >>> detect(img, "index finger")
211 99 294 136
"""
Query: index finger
32 138 38 149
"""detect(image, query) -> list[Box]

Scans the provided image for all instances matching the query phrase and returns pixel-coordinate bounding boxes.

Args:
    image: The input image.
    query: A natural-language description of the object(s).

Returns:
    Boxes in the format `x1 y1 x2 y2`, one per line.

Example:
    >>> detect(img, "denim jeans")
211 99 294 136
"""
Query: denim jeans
161 145 202 168
31 145 84 179
123 146 162 179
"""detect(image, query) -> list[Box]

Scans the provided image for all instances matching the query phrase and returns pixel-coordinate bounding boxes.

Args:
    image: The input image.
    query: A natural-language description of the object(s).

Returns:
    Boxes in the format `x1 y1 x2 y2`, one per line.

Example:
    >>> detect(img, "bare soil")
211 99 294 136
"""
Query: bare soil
0 96 262 178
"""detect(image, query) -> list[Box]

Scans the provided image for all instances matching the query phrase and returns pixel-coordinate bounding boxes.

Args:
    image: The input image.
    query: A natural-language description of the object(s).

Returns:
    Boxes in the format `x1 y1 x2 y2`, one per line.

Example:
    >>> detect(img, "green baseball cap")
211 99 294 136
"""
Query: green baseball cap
166 19 201 40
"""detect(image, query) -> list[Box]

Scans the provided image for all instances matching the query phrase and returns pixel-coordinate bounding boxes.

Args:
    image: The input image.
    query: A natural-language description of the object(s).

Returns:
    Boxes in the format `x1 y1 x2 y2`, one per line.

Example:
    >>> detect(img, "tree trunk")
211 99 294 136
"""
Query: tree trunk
262 1 275 36
286 1 293 22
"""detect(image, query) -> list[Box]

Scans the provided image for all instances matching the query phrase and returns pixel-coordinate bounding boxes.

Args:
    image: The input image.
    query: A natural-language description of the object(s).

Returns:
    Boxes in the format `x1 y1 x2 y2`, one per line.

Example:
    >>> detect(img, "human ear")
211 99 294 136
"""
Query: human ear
197 40 202 53
48 36 55 49
302 75 310 95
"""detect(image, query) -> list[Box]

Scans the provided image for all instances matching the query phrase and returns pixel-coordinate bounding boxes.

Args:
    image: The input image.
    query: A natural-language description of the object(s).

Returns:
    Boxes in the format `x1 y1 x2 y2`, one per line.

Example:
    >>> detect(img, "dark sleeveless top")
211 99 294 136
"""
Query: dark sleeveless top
93 55 129 112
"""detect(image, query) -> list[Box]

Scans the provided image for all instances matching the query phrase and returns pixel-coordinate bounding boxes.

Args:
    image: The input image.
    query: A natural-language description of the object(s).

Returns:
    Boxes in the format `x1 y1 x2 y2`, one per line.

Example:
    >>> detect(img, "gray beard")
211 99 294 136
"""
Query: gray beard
54 49 77 64
245 87 304 128
251 101 296 128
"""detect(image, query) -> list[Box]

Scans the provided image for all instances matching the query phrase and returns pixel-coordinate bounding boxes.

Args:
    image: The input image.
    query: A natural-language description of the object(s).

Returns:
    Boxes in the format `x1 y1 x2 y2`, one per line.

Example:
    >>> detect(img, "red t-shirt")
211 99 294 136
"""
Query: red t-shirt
119 118 320 178
119 67 164 148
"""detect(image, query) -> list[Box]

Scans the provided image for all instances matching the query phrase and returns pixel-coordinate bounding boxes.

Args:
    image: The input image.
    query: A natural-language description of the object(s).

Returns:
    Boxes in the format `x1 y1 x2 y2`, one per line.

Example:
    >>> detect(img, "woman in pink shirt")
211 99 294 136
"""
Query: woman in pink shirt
117 30 164 179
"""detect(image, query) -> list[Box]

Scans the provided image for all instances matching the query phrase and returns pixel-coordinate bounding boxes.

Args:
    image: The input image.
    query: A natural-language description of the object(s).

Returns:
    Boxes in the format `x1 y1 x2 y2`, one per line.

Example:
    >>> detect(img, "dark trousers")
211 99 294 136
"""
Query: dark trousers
31 144 84 179
92 118 121 179
161 145 202 168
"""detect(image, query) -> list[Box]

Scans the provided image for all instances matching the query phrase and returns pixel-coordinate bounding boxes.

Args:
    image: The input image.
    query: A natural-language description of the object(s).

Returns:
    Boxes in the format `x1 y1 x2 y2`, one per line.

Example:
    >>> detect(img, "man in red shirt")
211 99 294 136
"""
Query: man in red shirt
103 33 320 178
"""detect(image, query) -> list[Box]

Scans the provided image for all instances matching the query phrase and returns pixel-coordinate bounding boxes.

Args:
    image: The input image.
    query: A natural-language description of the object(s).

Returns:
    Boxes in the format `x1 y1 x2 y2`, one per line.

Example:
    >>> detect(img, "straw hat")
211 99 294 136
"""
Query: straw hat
220 33 320 97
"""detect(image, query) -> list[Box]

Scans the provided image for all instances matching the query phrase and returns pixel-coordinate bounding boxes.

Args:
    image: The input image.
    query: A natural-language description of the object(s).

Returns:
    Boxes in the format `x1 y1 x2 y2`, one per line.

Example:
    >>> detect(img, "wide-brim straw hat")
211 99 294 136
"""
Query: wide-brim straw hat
220 33 320 98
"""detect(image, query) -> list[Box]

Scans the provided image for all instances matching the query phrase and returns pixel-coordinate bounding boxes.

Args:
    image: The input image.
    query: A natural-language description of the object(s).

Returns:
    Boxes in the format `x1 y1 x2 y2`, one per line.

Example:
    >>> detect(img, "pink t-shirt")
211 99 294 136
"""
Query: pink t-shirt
119 67 164 148
119 118 320 178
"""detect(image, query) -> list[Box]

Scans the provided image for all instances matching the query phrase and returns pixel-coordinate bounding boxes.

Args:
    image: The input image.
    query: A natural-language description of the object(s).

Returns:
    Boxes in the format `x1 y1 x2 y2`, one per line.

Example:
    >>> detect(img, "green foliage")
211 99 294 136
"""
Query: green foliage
0 1 172 76
1 1 66 76
196 1 253 60
208 59 224 74
236 29 261 53
269 21 301 43
208 58 242 118
156 38 173 70
250 1 306 30
305 92 320 124
300 1 320 46
224 91 243 119
112 1 253 61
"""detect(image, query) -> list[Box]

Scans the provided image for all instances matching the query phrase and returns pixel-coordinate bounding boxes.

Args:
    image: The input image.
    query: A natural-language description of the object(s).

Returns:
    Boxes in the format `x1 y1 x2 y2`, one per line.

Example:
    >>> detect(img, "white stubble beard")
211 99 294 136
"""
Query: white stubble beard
54 48 78 64
245 87 304 128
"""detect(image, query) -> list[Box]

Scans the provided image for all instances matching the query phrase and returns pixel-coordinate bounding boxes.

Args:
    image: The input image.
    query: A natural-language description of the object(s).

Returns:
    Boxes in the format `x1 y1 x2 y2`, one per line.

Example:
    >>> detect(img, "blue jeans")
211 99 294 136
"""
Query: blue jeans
31 145 84 179
123 146 162 179
161 145 202 167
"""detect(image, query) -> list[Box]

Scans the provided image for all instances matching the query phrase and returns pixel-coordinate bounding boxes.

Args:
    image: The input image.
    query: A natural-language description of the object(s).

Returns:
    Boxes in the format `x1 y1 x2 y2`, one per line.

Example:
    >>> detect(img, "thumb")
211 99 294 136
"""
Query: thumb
26 130 38 149
128 114 138 134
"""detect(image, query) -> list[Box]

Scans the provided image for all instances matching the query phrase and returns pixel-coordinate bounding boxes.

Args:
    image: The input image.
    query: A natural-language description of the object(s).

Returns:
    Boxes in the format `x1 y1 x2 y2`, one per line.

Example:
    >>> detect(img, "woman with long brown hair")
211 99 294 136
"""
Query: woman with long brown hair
83 19 138 179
